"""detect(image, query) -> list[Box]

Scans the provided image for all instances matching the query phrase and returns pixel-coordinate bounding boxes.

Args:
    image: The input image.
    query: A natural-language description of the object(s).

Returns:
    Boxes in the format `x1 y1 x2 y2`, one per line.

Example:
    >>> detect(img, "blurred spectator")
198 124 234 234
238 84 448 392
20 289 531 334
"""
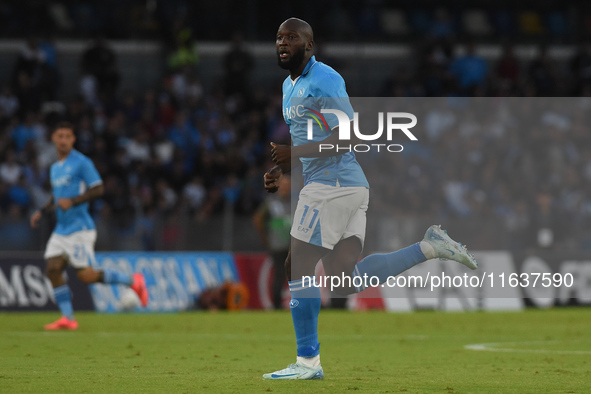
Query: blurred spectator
23 155 50 209
167 27 199 71
126 128 151 163
0 87 19 118
167 110 200 168
80 36 120 100
156 178 178 212
0 181 10 213
38 35 60 99
170 66 204 103
569 43 591 94
528 46 558 96
12 71 41 117
10 37 56 113
429 9 455 39
0 204 33 249
0 150 23 185
496 44 520 85
449 42 489 92
10 112 36 152
8 174 31 209
183 176 207 214
223 32 253 96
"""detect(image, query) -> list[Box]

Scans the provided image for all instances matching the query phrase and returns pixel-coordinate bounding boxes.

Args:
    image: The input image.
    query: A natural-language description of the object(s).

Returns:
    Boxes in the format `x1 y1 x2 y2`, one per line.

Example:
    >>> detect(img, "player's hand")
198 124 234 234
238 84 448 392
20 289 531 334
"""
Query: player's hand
271 142 291 165
57 198 74 211
264 166 282 193
30 211 42 228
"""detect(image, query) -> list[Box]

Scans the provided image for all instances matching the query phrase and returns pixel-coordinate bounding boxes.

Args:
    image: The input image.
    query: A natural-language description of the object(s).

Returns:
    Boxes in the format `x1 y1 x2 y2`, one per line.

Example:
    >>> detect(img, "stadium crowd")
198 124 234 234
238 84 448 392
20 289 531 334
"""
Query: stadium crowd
2 27 591 251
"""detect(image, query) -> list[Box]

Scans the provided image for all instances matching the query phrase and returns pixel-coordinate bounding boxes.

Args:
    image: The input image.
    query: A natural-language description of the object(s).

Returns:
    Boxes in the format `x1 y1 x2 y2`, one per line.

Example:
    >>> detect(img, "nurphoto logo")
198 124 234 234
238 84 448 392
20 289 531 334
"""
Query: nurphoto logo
306 109 418 153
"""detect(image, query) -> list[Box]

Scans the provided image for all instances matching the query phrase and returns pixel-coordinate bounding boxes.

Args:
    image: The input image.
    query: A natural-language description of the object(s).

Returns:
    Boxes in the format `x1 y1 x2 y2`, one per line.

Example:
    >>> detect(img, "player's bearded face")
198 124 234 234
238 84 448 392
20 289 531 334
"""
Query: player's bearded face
277 44 306 70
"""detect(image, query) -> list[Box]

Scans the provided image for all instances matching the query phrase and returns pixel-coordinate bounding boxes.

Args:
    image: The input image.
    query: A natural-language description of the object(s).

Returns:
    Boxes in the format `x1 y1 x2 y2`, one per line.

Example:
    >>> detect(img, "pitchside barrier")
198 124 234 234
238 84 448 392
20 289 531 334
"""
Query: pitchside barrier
1 251 589 312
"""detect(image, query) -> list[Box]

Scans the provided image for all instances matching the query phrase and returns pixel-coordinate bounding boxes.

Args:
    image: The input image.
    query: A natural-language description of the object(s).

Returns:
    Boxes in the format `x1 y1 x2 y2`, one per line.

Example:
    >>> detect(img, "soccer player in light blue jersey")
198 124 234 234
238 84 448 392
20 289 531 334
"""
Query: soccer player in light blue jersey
30 122 149 330
262 18 479 380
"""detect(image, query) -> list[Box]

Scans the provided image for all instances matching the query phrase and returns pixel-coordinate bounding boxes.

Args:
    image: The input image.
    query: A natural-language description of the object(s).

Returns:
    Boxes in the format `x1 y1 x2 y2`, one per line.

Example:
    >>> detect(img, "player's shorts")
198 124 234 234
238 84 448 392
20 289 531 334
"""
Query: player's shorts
291 182 369 250
44 230 97 269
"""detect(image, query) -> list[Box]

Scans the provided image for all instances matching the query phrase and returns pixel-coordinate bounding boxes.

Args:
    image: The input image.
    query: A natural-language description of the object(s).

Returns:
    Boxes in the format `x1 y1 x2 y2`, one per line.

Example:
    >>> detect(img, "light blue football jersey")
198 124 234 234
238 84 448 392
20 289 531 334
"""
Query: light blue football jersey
282 56 368 188
49 149 102 235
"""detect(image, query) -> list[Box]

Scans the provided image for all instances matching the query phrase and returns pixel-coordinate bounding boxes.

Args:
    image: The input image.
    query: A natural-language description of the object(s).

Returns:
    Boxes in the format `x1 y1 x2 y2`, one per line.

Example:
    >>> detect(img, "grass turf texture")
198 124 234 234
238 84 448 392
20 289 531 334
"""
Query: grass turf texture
1 309 590 393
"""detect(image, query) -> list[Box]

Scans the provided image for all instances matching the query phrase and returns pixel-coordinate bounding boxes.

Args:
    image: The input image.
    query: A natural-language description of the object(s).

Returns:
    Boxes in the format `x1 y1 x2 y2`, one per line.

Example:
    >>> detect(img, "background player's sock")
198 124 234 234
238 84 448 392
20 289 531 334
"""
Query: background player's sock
103 268 133 286
352 242 427 292
102 269 133 285
54 285 75 320
289 279 321 359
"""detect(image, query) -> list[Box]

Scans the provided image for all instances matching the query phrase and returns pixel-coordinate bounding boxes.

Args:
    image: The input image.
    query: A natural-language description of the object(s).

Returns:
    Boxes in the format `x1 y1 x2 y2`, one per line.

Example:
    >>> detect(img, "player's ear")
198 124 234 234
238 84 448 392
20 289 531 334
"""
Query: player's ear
307 40 314 52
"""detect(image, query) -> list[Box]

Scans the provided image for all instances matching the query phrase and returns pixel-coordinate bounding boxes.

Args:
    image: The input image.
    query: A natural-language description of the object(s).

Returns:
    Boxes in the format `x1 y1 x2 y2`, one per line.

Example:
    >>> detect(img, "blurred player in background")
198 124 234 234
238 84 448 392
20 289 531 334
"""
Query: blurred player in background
253 174 292 309
30 122 149 330
263 18 478 380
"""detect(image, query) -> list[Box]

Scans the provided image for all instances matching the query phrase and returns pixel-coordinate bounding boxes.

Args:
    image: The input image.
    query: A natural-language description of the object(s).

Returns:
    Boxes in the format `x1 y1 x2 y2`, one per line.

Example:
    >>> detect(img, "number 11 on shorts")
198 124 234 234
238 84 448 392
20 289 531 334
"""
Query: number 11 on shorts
299 204 319 231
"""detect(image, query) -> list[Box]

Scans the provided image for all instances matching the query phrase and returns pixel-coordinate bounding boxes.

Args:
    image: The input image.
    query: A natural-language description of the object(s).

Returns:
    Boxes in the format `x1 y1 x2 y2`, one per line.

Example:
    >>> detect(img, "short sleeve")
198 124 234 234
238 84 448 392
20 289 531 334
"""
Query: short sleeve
316 74 354 130
80 158 102 187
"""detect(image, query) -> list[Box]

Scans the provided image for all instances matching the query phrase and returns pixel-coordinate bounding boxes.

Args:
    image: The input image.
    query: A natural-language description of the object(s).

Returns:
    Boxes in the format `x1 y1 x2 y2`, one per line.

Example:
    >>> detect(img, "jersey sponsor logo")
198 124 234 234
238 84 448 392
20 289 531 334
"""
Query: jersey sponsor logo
283 104 306 121
52 175 72 187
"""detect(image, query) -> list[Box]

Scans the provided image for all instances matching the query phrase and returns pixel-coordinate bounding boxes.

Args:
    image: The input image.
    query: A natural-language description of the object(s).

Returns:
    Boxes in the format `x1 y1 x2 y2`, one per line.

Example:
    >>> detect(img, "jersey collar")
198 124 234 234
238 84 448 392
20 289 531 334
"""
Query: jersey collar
57 149 76 165
301 56 317 77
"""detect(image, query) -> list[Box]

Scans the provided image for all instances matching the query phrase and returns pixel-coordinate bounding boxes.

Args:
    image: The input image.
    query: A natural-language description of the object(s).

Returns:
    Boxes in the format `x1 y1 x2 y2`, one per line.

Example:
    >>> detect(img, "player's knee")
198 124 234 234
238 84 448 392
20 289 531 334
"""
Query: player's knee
46 261 64 279
76 268 98 284
46 266 61 279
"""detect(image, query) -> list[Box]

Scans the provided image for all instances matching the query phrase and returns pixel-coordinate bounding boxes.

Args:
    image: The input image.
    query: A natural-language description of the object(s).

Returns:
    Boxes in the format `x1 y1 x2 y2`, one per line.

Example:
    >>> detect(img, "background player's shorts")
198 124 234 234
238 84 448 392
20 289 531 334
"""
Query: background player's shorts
44 230 97 269
291 182 369 250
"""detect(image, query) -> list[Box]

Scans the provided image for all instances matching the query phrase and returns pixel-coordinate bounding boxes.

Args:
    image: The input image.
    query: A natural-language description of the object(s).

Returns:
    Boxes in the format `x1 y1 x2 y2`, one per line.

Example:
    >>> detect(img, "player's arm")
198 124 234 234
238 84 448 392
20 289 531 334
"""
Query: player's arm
265 138 301 193
264 165 286 193
57 184 104 211
271 120 357 164
30 196 55 228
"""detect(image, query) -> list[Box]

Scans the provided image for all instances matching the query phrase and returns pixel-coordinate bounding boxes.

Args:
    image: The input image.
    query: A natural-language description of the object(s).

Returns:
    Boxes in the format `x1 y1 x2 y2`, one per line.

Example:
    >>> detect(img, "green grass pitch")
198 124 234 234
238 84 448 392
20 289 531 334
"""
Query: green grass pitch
1 308 590 393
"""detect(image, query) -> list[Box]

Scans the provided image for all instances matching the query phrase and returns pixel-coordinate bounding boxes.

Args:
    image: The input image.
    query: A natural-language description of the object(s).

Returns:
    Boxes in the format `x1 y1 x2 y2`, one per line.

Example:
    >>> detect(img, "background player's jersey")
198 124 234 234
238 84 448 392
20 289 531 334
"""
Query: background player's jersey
49 149 102 235
282 56 368 188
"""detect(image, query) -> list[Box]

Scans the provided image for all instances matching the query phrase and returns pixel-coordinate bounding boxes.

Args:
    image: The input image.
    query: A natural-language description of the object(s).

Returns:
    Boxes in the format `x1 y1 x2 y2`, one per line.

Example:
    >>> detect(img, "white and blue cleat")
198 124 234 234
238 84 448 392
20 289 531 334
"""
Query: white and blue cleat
423 225 478 270
263 362 324 380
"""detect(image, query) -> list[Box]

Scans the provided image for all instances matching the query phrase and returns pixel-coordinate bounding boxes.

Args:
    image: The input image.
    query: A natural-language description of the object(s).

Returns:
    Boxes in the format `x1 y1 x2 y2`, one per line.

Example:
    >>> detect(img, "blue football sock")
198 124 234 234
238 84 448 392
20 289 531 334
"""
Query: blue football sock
352 242 427 292
54 285 74 320
289 279 321 358
102 269 133 286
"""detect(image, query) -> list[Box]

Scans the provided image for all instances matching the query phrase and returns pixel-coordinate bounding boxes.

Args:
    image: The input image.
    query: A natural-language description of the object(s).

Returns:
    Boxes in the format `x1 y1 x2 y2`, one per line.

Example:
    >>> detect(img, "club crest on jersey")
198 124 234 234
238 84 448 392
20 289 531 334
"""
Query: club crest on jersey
297 88 305 97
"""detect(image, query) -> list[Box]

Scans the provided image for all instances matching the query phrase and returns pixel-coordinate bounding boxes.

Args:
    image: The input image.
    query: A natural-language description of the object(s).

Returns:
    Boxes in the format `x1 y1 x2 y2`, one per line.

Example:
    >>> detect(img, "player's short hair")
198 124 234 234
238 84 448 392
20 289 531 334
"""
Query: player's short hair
52 121 75 134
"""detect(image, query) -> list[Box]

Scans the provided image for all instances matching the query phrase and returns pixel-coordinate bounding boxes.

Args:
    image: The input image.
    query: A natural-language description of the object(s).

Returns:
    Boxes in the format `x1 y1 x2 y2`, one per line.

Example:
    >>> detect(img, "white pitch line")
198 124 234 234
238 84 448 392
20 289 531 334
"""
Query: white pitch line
465 341 591 355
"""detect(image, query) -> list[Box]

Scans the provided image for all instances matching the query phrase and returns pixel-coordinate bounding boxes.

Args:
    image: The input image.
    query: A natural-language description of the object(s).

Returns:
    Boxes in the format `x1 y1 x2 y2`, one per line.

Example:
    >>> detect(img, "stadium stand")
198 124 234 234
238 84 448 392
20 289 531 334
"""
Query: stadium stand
1 1 590 253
